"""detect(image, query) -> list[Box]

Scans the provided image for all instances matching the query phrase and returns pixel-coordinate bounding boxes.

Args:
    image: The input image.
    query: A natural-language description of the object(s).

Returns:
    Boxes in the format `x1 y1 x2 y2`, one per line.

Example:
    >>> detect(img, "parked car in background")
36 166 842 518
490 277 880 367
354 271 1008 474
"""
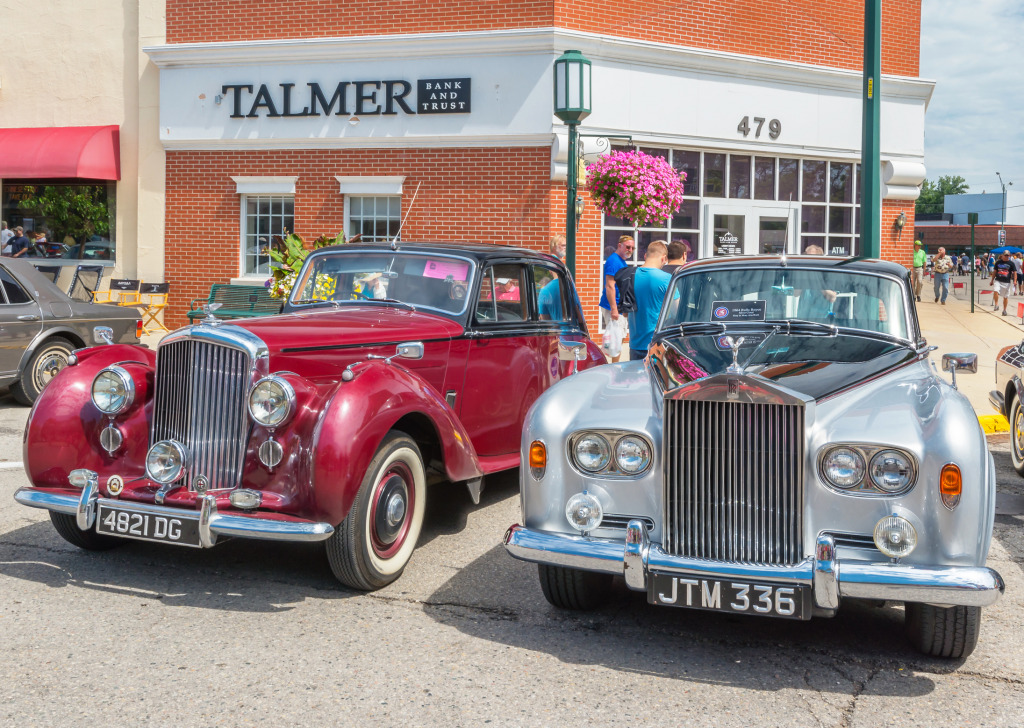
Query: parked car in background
991 341 1024 475
0 258 141 404
15 243 604 590
506 255 1004 659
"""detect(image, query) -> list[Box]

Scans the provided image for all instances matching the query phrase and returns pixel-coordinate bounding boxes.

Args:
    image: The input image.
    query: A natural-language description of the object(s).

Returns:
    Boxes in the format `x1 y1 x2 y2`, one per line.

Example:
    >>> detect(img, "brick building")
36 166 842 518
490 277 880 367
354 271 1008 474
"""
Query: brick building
142 0 931 330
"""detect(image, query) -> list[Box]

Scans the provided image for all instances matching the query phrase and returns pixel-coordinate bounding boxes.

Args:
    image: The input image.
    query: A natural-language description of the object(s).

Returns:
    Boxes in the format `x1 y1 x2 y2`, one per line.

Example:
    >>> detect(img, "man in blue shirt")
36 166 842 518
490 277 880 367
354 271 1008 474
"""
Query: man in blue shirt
600 235 634 360
627 240 672 361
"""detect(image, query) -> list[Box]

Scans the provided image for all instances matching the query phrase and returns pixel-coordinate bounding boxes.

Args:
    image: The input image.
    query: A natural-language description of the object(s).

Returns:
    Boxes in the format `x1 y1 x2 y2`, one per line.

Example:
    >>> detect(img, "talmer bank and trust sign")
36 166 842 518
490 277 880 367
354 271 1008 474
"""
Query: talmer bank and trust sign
220 78 472 118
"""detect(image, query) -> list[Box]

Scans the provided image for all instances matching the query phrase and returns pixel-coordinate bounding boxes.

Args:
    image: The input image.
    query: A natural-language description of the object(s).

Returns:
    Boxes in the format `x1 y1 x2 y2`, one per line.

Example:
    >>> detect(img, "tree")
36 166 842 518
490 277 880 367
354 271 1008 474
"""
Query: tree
19 184 112 243
916 175 969 216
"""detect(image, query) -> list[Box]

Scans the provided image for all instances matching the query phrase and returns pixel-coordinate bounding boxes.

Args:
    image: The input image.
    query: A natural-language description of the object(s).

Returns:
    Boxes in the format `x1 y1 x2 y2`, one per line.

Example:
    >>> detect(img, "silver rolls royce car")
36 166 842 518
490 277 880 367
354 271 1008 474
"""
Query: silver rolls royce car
505 255 1004 659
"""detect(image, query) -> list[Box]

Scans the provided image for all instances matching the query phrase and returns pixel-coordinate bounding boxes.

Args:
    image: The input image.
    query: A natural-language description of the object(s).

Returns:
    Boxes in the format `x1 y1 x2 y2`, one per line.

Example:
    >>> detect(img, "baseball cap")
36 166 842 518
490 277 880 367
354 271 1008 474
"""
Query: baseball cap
913 240 923 246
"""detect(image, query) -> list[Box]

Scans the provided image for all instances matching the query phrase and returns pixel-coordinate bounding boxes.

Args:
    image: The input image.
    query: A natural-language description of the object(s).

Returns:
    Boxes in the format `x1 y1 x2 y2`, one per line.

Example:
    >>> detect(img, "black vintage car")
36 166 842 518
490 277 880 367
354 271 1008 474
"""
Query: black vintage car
0 258 141 404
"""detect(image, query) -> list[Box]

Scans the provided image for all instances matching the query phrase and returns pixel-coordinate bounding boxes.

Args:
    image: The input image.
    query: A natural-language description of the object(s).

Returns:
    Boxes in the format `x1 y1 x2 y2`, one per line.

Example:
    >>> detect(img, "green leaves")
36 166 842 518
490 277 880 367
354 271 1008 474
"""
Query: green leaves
916 175 969 216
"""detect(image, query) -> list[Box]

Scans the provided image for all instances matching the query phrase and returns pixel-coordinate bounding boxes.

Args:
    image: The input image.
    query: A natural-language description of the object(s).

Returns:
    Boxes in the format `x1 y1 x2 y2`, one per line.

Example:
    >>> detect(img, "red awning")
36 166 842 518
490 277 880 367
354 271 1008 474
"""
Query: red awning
0 125 120 180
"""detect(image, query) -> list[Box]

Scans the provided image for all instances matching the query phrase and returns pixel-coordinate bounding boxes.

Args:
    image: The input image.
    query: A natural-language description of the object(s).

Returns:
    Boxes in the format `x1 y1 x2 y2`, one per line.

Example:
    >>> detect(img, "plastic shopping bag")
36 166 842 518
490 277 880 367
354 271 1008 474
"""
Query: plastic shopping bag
602 315 623 358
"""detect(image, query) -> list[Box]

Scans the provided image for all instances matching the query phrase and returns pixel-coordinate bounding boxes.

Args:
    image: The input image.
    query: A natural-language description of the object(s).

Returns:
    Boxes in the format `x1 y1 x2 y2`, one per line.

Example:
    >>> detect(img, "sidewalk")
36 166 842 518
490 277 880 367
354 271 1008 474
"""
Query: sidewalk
917 272 1023 426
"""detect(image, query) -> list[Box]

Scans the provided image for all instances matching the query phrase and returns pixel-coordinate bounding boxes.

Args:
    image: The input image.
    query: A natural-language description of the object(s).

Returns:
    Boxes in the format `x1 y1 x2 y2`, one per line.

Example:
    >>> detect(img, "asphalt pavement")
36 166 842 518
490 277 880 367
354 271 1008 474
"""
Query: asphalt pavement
0 291 1021 727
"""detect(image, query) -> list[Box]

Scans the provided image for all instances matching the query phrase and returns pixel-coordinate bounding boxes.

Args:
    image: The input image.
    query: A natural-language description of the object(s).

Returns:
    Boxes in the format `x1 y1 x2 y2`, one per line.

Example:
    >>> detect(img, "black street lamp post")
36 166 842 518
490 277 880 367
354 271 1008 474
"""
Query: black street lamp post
553 50 592 280
996 172 1012 244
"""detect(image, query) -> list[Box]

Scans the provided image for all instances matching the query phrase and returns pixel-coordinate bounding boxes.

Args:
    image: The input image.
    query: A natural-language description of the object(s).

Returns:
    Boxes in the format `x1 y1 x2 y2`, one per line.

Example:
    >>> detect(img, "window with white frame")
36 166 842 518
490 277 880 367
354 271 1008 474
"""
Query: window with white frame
336 176 405 244
242 195 294 275
232 177 298 277
348 196 401 242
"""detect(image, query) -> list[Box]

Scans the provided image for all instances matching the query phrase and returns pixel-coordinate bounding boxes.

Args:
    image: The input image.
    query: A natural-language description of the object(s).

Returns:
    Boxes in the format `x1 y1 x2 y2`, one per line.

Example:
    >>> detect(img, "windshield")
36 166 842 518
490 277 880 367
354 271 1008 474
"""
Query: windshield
661 267 910 340
290 251 475 315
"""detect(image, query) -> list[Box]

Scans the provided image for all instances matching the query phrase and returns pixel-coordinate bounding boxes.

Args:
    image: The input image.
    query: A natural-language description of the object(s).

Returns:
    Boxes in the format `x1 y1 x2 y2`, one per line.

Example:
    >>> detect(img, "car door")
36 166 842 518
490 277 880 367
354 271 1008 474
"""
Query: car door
459 262 549 460
0 264 43 379
530 262 592 380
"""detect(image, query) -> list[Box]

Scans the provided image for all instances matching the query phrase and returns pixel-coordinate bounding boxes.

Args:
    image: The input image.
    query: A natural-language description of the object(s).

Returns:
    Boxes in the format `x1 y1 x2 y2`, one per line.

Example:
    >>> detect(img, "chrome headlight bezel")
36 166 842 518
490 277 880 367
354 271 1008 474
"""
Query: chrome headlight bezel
868 449 917 493
568 430 654 478
247 375 296 428
91 366 135 415
571 433 611 474
819 444 917 495
145 440 190 485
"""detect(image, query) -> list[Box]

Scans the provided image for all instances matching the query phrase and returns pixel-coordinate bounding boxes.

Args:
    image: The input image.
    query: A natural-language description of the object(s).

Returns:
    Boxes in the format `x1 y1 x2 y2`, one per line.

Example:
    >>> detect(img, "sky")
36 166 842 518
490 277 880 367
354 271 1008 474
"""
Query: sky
920 0 1024 194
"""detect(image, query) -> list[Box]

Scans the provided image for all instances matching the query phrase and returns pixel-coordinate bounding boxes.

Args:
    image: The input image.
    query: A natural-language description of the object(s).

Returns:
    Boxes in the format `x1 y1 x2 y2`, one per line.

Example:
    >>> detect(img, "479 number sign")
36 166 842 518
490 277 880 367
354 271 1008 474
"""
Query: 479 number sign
737 116 782 140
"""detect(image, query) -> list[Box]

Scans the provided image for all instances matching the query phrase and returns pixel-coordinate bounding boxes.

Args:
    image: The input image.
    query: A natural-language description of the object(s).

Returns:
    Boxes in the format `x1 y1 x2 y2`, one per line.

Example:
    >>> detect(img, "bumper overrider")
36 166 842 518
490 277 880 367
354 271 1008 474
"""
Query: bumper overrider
504 521 1005 611
15 475 333 548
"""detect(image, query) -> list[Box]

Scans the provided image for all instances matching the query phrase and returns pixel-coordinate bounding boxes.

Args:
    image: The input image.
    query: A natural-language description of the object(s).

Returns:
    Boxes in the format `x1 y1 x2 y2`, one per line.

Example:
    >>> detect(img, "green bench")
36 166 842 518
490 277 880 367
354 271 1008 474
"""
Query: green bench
187 284 282 323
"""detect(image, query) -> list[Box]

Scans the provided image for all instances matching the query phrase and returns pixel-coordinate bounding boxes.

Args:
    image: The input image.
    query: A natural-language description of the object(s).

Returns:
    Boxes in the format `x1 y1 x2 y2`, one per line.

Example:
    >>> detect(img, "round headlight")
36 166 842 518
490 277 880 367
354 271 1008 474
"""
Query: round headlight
146 440 189 484
615 435 651 475
873 515 917 559
869 450 914 492
247 376 295 427
573 434 611 473
91 366 135 415
822 447 866 489
565 491 604 532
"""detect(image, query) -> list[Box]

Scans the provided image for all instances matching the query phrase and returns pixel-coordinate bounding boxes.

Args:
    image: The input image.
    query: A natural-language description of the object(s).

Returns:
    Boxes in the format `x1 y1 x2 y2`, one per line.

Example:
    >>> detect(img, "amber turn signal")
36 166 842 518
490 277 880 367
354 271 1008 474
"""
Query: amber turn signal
940 463 962 510
529 441 546 480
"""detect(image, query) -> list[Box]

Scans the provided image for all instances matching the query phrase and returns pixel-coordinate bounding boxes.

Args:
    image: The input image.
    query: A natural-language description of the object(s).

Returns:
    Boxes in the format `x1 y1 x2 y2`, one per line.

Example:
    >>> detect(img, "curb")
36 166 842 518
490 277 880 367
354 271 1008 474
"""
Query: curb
978 414 1010 434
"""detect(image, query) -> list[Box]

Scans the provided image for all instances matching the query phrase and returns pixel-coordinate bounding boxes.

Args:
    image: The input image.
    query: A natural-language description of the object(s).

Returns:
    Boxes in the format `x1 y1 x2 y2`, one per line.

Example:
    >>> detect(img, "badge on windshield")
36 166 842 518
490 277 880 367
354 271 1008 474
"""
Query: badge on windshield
711 300 766 322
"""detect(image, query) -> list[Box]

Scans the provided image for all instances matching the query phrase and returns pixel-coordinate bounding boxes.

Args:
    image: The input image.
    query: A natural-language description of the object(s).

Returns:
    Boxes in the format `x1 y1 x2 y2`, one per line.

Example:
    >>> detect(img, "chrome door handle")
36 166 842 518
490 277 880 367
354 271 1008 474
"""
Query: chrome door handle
17 314 40 321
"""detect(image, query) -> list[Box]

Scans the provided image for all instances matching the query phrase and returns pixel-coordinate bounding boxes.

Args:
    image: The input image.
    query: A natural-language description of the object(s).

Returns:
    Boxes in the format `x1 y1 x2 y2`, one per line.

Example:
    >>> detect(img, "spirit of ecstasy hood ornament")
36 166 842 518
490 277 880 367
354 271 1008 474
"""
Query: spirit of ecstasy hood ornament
724 336 745 373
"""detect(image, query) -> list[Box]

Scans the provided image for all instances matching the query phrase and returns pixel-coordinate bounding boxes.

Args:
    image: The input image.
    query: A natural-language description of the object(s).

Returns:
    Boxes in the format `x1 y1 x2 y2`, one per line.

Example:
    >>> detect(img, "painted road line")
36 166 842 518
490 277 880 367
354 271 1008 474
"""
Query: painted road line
979 414 1010 434
0 462 24 470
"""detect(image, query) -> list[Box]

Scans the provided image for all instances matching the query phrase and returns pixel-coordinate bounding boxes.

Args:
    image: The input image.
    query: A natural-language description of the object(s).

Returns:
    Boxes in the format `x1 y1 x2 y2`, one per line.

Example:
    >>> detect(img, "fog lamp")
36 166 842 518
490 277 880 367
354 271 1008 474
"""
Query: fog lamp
91 366 135 415
146 440 189 484
68 469 97 489
229 489 262 510
873 515 917 560
529 441 547 480
565 491 603 532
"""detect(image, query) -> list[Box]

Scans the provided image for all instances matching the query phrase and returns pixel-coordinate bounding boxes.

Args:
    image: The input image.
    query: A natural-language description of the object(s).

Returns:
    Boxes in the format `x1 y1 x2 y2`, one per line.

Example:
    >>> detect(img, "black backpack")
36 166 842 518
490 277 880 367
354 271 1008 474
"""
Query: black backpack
613 265 638 314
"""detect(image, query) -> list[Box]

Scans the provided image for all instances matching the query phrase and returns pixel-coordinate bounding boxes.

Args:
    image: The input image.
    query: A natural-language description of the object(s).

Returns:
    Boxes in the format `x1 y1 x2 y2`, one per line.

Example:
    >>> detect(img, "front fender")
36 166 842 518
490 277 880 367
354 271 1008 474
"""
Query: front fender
311 361 482 525
24 344 155 487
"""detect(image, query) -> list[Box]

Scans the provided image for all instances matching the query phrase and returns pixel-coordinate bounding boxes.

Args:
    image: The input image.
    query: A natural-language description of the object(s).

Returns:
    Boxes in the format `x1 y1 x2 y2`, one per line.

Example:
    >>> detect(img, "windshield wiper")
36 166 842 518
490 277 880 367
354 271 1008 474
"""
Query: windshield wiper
764 319 838 336
292 299 342 308
677 321 728 335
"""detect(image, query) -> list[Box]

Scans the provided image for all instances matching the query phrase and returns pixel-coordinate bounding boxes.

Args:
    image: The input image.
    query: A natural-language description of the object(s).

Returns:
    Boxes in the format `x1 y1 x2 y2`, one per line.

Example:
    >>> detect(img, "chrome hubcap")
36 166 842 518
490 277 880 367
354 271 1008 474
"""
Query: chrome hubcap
37 352 68 386
373 473 409 549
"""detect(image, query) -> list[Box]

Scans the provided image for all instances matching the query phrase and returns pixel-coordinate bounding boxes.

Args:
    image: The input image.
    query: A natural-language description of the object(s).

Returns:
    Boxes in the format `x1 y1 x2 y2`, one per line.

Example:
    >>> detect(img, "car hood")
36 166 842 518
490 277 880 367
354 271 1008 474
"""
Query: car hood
229 305 465 352
649 332 920 402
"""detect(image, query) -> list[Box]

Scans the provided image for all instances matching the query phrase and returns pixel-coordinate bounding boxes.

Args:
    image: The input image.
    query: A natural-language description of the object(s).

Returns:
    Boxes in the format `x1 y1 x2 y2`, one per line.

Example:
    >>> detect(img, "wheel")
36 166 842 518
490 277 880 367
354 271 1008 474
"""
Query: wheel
904 602 982 658
49 512 122 551
538 564 612 611
11 336 75 405
1010 393 1024 476
326 431 426 590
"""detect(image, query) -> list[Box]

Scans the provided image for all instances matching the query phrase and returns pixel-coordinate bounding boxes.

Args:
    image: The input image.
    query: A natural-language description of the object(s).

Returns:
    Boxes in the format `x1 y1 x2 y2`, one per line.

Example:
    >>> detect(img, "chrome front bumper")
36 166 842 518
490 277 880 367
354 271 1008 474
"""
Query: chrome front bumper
15 483 334 547
504 522 1005 610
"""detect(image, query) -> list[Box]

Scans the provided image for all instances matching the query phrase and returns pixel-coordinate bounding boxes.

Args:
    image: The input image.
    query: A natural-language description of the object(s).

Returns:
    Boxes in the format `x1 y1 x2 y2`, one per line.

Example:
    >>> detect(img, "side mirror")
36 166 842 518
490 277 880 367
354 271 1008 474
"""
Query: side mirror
558 338 587 376
93 326 114 345
396 342 424 360
941 353 978 374
941 352 977 390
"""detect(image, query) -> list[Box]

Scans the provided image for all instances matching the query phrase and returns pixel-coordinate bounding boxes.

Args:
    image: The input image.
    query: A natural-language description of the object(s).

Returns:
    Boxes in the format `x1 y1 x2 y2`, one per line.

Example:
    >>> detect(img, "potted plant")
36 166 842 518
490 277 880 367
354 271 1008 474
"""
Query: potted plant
267 231 359 299
585 150 686 226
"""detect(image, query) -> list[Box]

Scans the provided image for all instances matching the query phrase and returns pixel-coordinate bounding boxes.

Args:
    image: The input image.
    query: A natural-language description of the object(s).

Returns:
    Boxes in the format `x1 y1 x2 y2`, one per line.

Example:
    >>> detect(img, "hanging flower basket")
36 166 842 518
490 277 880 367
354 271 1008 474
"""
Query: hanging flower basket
585 149 686 227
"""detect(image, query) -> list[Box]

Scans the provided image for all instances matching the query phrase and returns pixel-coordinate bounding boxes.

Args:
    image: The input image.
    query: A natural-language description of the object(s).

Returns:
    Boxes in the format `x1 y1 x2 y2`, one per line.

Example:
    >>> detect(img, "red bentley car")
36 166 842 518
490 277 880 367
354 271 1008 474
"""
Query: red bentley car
15 243 604 589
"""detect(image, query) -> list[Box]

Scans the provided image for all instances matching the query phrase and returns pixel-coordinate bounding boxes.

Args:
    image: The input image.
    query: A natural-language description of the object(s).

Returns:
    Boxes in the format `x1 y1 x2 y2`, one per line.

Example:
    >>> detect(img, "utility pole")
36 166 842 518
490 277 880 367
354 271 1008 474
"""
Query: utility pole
858 0 882 259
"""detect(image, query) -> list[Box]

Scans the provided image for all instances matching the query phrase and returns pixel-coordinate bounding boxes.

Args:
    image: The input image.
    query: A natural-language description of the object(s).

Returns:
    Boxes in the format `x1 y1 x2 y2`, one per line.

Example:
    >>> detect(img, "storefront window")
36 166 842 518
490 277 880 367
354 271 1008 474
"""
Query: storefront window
348 196 401 242
729 156 751 199
754 157 776 200
243 194 294 276
703 153 725 198
1 179 116 262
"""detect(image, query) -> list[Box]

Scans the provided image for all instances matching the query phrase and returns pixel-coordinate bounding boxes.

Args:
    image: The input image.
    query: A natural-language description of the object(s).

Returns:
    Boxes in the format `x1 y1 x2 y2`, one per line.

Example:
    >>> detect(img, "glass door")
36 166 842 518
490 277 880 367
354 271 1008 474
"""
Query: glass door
703 202 797 258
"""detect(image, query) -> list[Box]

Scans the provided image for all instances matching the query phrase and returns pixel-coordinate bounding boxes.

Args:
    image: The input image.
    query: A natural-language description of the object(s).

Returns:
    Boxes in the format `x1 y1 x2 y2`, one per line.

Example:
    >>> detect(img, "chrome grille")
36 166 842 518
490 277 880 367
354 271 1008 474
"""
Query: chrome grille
151 338 252 491
663 397 804 565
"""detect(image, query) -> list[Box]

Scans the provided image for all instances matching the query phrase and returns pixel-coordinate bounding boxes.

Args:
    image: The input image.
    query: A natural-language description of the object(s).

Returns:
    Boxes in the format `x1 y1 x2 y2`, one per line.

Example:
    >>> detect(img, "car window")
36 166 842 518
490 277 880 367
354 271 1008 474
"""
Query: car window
532 265 568 322
0 266 31 305
662 267 909 340
475 264 527 324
